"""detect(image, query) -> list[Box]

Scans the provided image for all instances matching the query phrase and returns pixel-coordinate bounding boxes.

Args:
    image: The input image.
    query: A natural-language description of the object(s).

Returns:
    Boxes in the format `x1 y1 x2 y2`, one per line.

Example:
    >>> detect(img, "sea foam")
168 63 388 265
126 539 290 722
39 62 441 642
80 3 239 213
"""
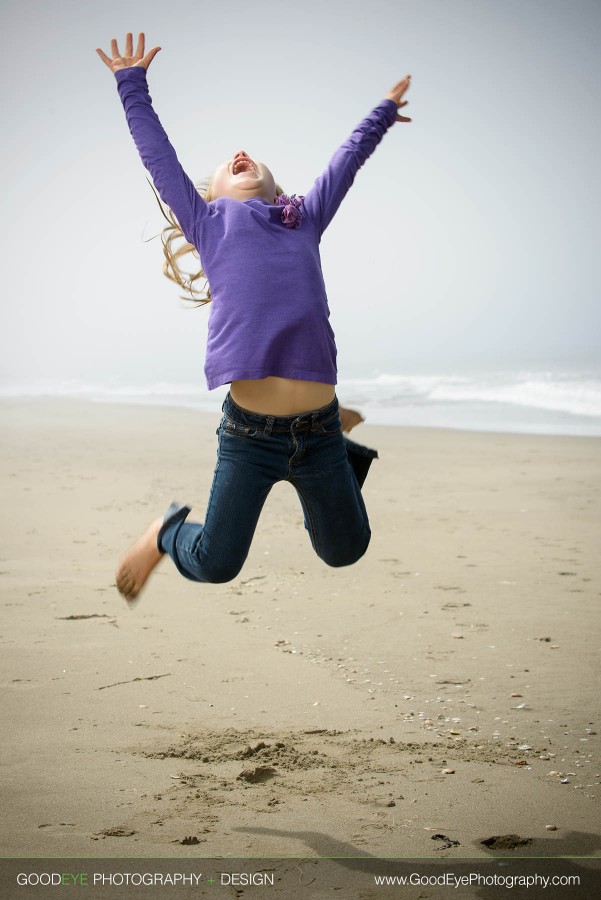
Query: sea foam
2 370 601 436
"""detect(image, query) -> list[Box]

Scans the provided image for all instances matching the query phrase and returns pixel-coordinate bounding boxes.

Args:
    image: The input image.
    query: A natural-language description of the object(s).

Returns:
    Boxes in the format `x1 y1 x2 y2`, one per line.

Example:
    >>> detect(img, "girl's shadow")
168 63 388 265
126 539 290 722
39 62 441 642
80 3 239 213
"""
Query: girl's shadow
234 825 601 897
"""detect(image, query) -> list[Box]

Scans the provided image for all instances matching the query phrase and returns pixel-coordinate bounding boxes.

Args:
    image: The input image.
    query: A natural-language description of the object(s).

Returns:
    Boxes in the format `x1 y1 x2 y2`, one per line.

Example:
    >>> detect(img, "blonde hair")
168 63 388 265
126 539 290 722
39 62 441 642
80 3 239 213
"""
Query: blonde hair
146 175 285 307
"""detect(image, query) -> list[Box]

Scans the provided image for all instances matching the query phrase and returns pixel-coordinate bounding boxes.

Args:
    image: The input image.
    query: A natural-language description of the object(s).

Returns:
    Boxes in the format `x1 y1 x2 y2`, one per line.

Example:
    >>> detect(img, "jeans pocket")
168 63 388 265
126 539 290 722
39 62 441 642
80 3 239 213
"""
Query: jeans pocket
220 414 261 439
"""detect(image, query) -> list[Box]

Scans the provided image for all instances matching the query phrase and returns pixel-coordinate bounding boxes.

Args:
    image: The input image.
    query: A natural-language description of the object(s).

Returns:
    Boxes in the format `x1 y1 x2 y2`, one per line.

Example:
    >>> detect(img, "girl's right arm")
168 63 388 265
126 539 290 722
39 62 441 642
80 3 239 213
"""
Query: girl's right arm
302 76 412 237
96 33 209 245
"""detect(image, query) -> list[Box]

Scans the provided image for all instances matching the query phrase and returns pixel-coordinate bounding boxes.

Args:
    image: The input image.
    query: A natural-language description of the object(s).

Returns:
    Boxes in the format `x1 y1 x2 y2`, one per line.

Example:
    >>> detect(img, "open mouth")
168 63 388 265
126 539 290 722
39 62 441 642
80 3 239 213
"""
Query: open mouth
232 158 256 176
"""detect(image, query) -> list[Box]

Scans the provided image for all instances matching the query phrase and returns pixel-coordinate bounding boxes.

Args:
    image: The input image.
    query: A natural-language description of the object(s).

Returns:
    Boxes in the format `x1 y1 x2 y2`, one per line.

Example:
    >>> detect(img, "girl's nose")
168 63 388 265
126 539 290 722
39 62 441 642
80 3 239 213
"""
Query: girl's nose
233 150 248 160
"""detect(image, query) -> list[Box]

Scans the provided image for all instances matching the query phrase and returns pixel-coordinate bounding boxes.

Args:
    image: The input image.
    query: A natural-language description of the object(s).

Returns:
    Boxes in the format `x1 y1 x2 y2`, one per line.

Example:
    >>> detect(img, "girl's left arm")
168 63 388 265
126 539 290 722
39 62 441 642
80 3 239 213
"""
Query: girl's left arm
303 76 412 237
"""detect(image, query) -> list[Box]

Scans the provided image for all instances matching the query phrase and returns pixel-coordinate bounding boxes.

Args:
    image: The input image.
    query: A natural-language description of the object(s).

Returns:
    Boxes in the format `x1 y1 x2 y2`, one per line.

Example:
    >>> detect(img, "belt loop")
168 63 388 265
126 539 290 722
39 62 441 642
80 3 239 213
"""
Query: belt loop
311 411 319 432
265 415 275 436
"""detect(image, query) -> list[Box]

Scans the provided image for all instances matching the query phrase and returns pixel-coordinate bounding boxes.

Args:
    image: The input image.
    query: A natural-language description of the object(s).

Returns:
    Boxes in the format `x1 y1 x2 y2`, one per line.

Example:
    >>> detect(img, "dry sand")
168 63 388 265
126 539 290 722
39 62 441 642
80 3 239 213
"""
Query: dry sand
1 398 600 866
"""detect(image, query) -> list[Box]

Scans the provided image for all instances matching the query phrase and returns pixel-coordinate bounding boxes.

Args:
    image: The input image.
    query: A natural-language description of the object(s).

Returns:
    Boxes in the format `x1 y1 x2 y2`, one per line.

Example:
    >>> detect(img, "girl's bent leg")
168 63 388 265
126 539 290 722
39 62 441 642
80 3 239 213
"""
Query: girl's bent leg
158 431 276 584
292 432 372 568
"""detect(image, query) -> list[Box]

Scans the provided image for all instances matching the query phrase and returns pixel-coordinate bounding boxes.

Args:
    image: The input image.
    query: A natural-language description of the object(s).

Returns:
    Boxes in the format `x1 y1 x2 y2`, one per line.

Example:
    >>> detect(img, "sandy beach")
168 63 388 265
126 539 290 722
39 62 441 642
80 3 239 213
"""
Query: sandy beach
1 398 600 873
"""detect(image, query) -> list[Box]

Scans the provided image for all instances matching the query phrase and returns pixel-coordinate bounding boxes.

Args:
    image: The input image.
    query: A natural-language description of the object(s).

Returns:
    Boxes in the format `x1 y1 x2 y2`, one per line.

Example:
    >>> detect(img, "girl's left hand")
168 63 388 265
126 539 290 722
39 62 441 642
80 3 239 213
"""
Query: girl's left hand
385 75 412 122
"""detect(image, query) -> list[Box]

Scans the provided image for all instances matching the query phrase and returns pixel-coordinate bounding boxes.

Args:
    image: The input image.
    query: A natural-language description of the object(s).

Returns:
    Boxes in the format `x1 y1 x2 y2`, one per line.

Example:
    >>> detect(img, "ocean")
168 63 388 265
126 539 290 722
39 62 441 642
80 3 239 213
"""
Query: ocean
2 368 601 437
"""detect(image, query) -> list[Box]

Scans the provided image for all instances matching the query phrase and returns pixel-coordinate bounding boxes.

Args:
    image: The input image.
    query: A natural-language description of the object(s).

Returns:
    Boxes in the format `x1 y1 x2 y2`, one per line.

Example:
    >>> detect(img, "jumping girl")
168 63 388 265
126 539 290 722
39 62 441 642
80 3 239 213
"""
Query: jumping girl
96 32 412 602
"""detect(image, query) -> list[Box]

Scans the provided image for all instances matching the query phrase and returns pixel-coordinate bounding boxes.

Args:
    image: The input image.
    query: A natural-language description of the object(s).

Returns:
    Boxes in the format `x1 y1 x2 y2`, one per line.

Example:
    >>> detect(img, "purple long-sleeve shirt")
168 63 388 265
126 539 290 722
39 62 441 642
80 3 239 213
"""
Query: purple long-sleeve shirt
115 67 397 390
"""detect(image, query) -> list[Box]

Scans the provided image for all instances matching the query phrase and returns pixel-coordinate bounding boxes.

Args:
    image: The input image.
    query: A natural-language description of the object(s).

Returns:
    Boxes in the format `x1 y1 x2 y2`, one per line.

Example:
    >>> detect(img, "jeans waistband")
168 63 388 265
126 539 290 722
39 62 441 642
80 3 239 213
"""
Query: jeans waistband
223 392 339 433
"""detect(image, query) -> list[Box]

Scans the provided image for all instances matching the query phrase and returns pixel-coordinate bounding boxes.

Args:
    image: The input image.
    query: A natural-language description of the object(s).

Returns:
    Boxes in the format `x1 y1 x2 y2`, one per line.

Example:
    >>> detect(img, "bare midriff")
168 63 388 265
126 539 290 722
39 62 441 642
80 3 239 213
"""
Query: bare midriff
230 377 336 416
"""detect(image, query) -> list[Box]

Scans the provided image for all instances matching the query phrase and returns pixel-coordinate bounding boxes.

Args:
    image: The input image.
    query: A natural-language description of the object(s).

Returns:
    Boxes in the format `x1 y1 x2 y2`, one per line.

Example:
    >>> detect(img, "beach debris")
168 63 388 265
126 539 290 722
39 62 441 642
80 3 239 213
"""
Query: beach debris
511 692 523 697
240 741 270 758
180 835 200 845
481 834 532 850
97 673 172 691
386 800 396 807
57 614 112 620
545 825 558 831
432 833 460 850
547 771 561 776
513 703 528 709
441 601 471 609
442 768 455 775
97 827 137 838
538 637 552 642
237 766 278 784
451 633 464 639
560 778 570 784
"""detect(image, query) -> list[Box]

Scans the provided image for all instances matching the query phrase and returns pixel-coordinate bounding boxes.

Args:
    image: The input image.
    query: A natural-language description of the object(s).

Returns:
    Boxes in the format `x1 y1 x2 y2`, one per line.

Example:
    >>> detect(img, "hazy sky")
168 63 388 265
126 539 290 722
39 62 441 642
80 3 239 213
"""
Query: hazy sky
1 0 600 391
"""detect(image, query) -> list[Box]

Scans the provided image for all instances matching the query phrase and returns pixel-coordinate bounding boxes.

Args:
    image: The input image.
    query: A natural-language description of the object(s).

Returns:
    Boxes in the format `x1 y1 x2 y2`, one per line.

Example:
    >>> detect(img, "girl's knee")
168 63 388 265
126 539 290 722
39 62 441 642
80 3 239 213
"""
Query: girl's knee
319 529 371 569
183 532 247 584
200 558 245 584
181 543 246 584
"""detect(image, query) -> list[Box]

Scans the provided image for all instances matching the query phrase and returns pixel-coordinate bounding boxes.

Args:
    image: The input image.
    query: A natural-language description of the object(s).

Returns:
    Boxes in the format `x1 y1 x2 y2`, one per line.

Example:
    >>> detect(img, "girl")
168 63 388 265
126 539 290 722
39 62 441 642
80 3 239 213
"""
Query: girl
96 33 412 602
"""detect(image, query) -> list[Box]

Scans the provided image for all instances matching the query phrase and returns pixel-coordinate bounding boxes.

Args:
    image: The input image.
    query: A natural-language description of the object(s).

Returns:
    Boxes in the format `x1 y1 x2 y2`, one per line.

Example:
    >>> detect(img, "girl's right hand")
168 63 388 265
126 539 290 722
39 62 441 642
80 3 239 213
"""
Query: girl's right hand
96 32 161 74
385 75 412 123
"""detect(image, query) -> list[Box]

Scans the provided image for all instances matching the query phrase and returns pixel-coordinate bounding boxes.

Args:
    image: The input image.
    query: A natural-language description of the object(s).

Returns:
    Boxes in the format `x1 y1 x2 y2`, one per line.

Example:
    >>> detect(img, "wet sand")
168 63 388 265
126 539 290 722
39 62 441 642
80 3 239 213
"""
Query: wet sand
1 398 600 862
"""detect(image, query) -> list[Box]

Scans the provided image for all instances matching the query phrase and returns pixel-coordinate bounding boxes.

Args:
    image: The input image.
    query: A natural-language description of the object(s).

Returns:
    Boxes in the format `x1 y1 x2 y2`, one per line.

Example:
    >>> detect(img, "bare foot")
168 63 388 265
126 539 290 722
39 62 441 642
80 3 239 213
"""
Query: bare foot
339 406 365 433
115 516 164 604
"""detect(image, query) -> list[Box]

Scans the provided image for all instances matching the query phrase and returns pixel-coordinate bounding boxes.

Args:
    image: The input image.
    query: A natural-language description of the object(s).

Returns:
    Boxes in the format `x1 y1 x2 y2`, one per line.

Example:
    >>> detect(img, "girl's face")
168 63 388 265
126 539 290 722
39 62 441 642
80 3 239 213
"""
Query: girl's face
209 150 276 203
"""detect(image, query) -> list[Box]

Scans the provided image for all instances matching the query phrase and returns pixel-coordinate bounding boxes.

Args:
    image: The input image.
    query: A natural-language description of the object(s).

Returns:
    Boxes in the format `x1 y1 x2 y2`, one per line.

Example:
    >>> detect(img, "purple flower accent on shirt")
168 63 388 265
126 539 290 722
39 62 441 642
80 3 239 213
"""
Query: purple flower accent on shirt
275 193 305 228
281 204 303 228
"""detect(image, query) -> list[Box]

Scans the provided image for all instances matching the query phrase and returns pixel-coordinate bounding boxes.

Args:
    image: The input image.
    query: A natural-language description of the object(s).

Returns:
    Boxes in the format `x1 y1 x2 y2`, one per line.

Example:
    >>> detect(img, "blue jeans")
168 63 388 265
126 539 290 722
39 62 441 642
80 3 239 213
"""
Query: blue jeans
157 393 377 583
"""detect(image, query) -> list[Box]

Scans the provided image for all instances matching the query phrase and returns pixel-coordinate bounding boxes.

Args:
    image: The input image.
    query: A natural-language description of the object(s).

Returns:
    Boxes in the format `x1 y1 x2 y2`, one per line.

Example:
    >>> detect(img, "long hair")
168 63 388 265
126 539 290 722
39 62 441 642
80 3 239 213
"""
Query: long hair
146 176 285 307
